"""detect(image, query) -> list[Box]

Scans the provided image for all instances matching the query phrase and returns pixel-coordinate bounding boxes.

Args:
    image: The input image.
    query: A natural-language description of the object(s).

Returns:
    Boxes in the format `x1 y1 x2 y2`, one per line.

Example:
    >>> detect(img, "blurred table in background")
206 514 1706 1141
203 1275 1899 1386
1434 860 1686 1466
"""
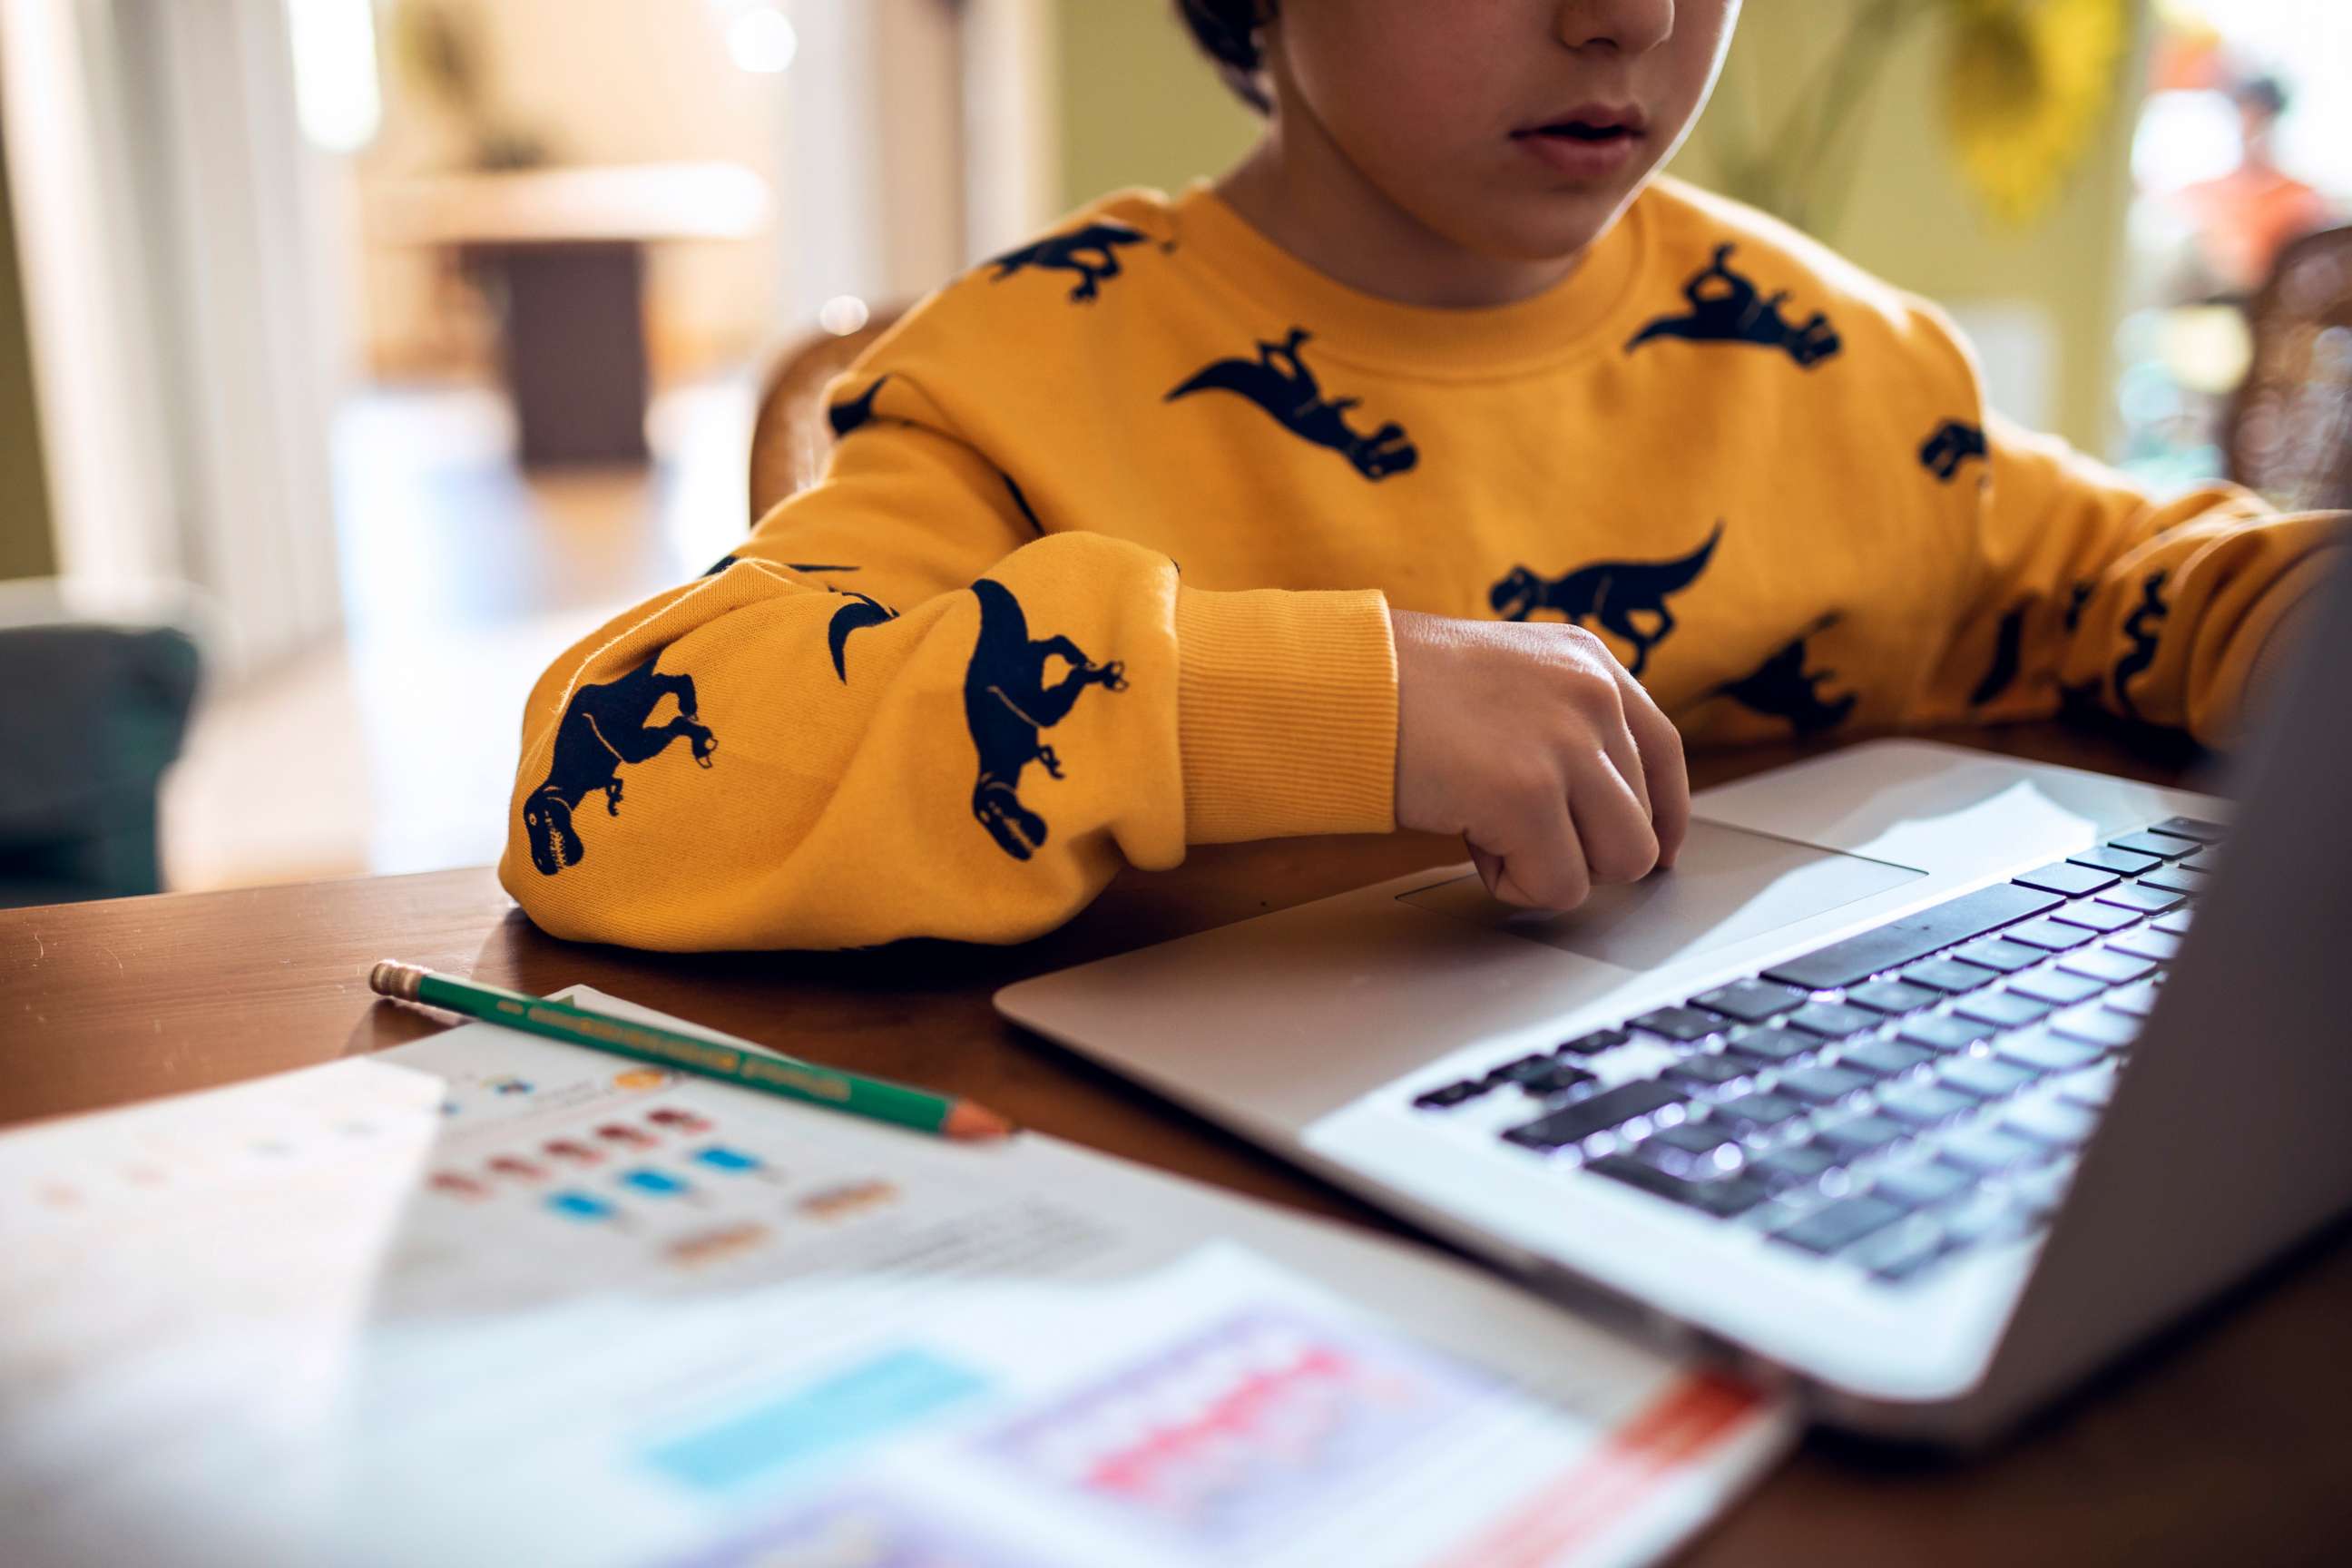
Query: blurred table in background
369 162 770 466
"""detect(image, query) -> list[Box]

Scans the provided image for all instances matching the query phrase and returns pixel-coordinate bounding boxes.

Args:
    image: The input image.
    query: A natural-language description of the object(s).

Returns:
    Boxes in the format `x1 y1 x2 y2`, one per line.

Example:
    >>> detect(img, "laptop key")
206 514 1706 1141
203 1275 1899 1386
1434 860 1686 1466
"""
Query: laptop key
2002 918 2096 953
1413 1080 1489 1110
2108 830 2199 860
1759 883 2061 991
1725 1024 1817 1065
2004 1097 2099 1148
2139 866 2209 897
2014 862 2119 897
1901 957 2000 995
1939 1056 2040 1100
1492 1054 1562 1085
1713 1091 1808 1132
2070 844 2162 877
2050 900 2137 934
2107 927 2182 963
1844 978 1941 1015
1953 937 2043 973
1690 978 1808 1024
1776 1065 1875 1105
1848 1215 1949 1281
1838 1040 1936 1079
1874 1158 1975 1207
2059 947 2157 985
1556 1026 1631 1055
2050 1005 2141 1049
1898 1013 1998 1053
1996 1032 2108 1073
2150 815 2228 843
2104 980 2161 1018
1524 1063 1600 1095
2056 1067 2118 1107
1786 1000 1884 1040
1586 1156 1771 1219
1771 1194 1906 1256
1876 1083 1977 1128
1941 1193 2034 1250
2095 881 2183 915
2007 967 2105 1006
1815 1114 1907 1159
1955 990 2051 1029
1747 1142 1842 1190
2152 909 2193 936
2177 851 2220 874
1938 1125 2047 1175
1630 1005 1726 1044
1638 1121 1743 1174
1502 1080 1686 1152
1665 1054 1753 1091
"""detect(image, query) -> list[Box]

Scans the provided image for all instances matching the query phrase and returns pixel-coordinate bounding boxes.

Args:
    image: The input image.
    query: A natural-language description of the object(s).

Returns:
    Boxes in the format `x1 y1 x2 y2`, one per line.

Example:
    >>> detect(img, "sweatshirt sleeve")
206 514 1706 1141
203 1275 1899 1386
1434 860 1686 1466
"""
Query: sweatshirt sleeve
1908 410 2346 746
499 370 1397 952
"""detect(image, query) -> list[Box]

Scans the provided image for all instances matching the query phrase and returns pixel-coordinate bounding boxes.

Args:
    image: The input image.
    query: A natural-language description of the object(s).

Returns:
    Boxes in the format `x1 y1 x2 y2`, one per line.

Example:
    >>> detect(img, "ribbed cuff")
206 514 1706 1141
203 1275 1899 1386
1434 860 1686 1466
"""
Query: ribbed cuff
1175 585 1398 844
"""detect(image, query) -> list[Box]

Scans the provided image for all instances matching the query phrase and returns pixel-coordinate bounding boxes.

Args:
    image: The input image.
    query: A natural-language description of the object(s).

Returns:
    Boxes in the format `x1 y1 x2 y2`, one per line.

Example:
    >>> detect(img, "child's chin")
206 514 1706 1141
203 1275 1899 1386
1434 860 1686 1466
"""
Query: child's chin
1489 191 1633 263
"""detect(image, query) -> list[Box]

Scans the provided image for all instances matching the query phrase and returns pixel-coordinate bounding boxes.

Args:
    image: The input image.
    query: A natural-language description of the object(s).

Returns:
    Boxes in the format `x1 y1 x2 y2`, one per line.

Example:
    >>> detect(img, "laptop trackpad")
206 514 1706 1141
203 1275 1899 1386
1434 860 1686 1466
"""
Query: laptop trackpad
1397 819 1924 971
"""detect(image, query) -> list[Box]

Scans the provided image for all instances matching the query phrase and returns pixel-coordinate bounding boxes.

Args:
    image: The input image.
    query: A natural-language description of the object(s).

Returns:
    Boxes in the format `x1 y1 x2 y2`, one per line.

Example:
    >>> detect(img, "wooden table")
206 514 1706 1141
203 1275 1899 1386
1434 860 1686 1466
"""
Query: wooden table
5 726 2344 1565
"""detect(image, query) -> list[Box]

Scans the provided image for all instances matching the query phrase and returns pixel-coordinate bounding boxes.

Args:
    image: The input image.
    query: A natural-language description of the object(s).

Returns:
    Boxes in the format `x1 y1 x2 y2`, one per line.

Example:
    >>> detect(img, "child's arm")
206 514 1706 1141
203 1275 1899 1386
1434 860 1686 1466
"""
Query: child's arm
1910 413 2345 744
500 373 1397 951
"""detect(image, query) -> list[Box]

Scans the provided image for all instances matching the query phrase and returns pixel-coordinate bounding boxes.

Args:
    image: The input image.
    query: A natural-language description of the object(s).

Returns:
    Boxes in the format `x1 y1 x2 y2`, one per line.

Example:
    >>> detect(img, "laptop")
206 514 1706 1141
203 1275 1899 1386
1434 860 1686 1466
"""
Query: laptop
995 552 2352 1446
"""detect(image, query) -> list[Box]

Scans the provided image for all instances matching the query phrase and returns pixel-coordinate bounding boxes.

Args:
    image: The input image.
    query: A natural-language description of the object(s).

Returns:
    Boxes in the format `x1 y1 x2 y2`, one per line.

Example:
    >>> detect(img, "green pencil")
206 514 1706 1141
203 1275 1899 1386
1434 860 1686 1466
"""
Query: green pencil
367 961 1012 1142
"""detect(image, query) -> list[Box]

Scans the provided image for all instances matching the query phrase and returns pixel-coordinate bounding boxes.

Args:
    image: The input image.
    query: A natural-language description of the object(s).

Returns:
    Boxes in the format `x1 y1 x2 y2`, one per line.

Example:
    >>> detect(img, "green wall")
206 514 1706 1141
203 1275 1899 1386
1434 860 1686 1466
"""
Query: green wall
0 81 55 582
1671 2 2150 455
1053 0 1259 215
1049 0 2146 454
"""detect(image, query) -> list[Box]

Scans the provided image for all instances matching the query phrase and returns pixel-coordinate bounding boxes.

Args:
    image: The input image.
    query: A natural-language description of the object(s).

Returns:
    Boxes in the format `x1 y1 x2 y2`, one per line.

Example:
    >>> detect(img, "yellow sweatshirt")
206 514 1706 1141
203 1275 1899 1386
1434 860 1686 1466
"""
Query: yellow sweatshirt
502 177 2341 952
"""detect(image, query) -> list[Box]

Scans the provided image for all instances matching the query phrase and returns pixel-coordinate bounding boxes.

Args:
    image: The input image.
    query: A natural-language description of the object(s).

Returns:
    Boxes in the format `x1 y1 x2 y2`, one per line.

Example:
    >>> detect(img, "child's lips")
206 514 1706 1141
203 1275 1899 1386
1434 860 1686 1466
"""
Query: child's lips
1510 121 1646 181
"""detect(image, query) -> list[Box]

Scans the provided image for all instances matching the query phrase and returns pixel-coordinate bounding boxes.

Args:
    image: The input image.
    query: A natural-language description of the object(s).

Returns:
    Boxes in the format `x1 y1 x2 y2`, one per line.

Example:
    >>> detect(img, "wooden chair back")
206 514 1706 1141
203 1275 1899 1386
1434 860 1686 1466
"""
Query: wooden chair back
748 309 905 522
2227 225 2352 513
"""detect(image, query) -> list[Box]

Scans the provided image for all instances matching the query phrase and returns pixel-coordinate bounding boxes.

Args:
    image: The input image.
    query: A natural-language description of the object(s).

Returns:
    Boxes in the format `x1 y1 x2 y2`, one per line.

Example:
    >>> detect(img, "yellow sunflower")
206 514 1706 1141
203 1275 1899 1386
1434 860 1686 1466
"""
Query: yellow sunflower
1938 0 2132 227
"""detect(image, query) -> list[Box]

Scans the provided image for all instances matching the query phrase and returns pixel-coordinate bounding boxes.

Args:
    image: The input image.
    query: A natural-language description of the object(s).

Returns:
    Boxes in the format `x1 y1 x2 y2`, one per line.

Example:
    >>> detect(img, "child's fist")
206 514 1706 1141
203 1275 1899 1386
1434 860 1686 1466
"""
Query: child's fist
1390 609 1689 911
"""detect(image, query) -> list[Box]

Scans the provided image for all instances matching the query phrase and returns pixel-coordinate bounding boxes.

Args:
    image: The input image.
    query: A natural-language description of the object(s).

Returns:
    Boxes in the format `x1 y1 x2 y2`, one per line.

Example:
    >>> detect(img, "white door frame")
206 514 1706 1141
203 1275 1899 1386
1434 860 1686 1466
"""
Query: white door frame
0 0 343 677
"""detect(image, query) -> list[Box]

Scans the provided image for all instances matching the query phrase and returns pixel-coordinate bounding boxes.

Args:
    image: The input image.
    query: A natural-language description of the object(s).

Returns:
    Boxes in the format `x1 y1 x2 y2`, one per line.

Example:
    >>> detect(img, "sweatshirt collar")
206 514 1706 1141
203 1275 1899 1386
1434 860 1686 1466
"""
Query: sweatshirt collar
1168 177 1651 379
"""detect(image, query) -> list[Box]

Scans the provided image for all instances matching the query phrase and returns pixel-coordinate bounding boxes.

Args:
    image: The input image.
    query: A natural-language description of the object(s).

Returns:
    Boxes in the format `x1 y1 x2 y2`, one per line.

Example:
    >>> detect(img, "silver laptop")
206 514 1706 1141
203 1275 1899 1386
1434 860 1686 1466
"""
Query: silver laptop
996 553 2352 1446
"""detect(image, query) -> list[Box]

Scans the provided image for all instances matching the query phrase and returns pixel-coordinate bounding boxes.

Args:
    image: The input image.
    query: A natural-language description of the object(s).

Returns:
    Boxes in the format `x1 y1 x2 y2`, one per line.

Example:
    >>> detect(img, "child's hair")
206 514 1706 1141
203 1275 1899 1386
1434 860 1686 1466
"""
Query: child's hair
1173 0 1273 114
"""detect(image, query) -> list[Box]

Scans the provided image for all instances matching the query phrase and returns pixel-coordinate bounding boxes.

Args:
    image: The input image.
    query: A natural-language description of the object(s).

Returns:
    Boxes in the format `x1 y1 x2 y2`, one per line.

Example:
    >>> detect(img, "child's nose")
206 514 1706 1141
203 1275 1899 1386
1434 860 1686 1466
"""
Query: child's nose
1553 0 1677 56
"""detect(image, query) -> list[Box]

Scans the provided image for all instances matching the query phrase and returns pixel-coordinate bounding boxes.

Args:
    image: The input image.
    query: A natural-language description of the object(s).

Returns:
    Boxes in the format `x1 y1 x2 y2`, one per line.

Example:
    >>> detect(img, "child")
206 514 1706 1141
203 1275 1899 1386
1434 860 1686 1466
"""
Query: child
503 0 2339 952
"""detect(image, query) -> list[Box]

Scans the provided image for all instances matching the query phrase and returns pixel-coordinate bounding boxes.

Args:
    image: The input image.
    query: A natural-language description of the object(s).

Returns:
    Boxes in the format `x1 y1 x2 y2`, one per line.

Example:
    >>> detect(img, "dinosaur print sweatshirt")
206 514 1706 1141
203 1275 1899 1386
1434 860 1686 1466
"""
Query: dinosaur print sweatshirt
502 177 2341 952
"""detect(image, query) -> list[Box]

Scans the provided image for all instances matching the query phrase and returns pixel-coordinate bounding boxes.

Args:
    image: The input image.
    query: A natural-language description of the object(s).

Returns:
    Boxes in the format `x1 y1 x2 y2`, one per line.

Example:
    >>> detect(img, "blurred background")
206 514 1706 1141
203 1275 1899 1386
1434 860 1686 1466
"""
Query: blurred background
0 0 2343 906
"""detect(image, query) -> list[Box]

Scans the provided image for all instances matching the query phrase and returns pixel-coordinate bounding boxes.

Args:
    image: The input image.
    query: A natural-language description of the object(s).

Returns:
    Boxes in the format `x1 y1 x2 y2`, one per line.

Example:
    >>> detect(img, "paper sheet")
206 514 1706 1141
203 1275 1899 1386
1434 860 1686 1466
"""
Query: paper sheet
0 988 1794 1567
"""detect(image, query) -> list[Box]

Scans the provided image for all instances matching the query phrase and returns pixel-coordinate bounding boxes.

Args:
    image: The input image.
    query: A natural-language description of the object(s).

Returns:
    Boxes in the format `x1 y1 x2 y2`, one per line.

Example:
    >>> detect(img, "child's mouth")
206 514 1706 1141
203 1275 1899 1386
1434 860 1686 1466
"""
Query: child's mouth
1511 110 1647 178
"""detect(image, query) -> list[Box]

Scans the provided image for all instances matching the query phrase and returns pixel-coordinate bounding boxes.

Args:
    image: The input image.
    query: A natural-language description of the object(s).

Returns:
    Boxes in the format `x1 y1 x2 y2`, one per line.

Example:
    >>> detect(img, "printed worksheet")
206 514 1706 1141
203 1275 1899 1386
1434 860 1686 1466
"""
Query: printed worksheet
0 989 1794 1567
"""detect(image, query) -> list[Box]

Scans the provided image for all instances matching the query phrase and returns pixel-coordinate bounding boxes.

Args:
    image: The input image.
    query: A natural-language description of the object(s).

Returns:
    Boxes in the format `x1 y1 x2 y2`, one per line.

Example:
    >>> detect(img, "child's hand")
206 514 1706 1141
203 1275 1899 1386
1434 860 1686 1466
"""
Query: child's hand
1391 610 1689 911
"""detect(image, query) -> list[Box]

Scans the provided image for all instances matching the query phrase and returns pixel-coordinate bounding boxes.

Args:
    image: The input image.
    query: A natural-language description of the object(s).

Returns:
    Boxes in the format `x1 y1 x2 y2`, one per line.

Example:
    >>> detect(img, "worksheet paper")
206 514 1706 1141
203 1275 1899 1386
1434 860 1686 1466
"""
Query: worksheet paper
0 987 1794 1567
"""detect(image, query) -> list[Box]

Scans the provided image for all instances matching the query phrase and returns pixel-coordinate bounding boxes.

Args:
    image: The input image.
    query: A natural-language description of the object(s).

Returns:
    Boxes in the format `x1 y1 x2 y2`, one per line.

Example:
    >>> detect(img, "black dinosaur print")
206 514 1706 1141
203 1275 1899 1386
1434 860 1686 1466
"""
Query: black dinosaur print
826 591 898 681
1627 243 1841 368
708 557 864 578
702 554 738 576
987 221 1152 303
1487 523 1722 679
1970 603 2029 706
523 654 716 876
2063 580 2095 632
1000 470 1045 535
2113 570 2169 723
1166 327 1417 481
828 375 889 437
1712 615 1855 736
1920 419 1989 482
964 578 1126 861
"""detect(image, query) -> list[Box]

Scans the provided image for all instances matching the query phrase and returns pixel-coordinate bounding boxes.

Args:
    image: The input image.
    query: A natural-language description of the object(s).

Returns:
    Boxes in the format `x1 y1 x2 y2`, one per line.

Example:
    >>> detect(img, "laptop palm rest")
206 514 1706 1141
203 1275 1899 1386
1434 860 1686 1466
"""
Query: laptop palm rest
1396 820 1922 971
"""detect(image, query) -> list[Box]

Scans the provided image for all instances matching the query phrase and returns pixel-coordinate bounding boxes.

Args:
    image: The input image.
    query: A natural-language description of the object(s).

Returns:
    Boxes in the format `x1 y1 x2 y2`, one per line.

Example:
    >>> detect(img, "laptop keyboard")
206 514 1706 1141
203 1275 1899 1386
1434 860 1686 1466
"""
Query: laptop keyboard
1409 816 2226 1287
